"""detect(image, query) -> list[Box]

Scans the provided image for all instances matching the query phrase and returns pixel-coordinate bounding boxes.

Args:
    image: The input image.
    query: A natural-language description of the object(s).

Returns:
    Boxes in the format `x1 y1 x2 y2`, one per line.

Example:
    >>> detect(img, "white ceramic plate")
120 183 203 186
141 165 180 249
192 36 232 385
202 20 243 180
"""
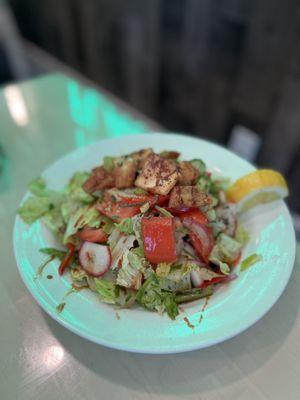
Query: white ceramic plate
13 133 296 354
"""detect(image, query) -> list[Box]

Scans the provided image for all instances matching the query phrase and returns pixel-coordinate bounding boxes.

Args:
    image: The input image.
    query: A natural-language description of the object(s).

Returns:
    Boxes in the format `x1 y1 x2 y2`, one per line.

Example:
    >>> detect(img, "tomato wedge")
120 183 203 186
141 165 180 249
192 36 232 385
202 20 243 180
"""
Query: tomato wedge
178 209 208 225
77 227 108 243
119 194 169 207
141 217 177 264
96 201 140 222
58 243 75 276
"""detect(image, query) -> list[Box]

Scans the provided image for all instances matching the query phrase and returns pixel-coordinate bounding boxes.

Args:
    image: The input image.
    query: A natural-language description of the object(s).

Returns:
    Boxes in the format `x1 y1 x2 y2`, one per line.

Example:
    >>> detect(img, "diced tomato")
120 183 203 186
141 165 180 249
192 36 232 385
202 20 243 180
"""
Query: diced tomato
200 276 225 288
119 194 169 207
155 195 170 207
96 201 140 222
77 227 108 243
141 217 177 264
58 243 75 276
178 209 208 225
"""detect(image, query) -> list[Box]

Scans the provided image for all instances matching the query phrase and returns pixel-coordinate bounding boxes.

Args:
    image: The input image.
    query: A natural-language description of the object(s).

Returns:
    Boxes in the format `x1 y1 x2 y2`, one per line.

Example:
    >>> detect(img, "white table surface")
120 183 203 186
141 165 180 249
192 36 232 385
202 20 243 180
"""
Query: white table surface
0 73 299 400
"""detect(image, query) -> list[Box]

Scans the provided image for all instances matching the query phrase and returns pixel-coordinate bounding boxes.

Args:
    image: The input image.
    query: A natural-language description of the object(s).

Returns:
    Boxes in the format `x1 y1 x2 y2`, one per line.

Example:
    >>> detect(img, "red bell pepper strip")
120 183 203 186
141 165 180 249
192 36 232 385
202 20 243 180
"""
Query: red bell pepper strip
141 217 177 264
58 243 75 276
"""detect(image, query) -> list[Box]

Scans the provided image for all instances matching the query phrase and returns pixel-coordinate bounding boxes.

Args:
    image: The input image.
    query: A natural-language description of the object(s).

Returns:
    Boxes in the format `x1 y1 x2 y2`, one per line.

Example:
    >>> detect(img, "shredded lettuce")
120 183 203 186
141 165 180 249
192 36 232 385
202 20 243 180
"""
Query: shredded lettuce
210 233 242 265
18 196 54 224
28 177 48 196
63 205 100 243
116 249 144 289
132 215 144 247
208 245 231 275
218 234 241 261
115 218 134 235
70 268 88 283
181 261 201 276
156 262 172 278
43 207 66 239
240 253 262 271
127 251 144 270
18 177 66 233
94 279 120 304
136 274 179 319
65 172 93 203
100 216 114 234
131 246 145 258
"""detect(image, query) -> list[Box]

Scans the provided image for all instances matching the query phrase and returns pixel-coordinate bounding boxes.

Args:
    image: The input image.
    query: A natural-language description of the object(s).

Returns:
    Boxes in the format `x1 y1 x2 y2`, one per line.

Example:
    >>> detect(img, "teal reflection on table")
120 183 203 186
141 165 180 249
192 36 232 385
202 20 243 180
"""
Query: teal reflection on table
67 80 150 148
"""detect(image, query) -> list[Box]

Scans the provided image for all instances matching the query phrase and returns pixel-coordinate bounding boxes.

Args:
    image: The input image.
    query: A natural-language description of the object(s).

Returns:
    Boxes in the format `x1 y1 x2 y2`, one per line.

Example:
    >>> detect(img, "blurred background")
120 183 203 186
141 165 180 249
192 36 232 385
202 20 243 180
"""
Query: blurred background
0 0 299 216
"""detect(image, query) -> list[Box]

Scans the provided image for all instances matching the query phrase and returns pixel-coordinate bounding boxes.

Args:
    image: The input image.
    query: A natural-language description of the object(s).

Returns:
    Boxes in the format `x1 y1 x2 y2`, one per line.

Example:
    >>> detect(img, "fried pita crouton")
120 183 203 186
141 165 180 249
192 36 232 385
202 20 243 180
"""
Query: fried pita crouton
135 154 178 195
83 166 115 193
169 186 211 208
113 159 137 189
178 162 199 185
130 148 154 168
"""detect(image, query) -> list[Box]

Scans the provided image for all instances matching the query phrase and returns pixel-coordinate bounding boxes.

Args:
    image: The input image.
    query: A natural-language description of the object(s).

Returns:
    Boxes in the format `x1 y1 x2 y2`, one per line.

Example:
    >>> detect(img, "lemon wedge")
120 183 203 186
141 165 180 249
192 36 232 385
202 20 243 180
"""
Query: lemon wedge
227 169 288 213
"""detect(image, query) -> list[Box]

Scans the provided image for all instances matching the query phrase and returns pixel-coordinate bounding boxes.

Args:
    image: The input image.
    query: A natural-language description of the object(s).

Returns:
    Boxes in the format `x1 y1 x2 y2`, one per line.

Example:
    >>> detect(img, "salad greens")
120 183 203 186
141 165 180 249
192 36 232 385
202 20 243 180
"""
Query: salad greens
18 148 254 319
240 253 262 271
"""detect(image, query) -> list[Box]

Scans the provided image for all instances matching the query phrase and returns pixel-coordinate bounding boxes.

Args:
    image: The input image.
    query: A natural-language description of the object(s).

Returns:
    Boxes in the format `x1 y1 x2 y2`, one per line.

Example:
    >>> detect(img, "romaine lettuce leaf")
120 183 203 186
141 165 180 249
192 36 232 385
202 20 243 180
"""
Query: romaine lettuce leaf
65 172 93 203
115 218 134 235
136 274 179 319
94 279 120 304
18 196 54 224
155 262 172 277
63 205 100 243
28 177 47 196
43 206 66 239
70 268 88 283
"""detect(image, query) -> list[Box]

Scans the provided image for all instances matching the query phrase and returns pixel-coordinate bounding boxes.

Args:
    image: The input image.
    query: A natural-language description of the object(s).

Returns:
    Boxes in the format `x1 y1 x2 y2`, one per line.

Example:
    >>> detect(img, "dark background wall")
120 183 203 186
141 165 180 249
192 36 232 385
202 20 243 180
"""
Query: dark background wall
5 0 300 211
